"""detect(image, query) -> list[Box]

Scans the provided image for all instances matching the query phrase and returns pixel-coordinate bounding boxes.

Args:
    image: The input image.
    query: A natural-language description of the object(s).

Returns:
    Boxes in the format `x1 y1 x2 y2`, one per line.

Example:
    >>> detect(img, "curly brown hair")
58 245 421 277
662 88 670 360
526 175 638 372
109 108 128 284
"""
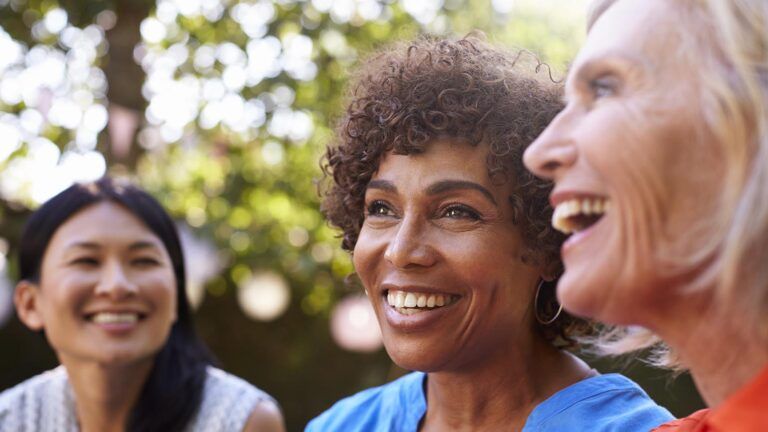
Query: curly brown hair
321 35 592 347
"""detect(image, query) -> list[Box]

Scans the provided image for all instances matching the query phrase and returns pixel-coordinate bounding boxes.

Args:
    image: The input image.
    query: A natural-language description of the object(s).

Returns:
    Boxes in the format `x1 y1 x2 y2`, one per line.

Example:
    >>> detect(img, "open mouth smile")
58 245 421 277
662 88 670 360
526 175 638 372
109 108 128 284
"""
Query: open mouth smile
385 289 460 315
551 197 611 234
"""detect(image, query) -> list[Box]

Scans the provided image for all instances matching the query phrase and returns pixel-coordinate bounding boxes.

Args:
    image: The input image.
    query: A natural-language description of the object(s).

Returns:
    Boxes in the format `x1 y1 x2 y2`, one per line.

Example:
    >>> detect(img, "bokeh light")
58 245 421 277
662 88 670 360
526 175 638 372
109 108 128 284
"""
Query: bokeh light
330 295 383 353
237 270 291 321
179 225 224 309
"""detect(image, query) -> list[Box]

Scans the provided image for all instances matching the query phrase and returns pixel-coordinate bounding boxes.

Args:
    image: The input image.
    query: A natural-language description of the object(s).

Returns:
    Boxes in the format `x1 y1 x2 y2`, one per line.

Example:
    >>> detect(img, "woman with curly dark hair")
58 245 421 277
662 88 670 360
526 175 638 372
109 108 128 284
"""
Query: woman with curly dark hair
306 36 672 431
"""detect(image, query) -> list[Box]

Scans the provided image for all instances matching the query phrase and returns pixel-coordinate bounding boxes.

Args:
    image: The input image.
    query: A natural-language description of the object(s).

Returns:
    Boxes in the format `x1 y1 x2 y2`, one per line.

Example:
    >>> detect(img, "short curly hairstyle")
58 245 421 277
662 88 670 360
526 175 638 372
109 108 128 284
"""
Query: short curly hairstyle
321 35 593 346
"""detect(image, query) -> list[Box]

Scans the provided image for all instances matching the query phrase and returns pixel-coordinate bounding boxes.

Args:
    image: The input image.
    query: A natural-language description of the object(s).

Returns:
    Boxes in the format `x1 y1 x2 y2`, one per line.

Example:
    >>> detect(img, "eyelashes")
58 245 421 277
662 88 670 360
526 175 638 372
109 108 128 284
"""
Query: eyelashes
441 204 480 220
588 75 619 99
67 257 162 267
366 200 393 217
364 200 481 221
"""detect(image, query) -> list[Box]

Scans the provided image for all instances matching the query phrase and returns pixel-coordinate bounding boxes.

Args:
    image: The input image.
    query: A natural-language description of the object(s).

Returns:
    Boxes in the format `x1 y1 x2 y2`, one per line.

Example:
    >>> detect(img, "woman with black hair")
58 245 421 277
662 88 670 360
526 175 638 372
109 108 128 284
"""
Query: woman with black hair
0 177 284 432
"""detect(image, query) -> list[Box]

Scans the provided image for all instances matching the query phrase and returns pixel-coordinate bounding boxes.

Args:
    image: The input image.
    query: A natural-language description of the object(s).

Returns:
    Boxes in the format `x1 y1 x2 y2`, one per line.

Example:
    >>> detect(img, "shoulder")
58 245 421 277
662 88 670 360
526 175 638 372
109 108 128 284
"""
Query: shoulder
305 372 425 432
187 367 280 432
0 367 74 431
203 366 274 402
0 367 67 409
525 373 674 432
242 399 285 432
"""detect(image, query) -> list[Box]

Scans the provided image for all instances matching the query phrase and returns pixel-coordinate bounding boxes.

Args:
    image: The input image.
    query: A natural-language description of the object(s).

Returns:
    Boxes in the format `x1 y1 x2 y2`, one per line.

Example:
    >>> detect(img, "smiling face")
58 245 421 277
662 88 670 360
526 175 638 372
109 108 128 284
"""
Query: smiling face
523 0 725 324
353 139 542 372
16 202 177 367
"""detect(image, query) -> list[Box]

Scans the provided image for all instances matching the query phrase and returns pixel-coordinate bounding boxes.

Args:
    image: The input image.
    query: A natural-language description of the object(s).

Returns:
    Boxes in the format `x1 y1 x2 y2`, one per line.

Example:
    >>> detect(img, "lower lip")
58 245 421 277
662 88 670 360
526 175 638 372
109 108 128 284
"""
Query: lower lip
381 295 460 332
562 216 606 254
88 320 141 335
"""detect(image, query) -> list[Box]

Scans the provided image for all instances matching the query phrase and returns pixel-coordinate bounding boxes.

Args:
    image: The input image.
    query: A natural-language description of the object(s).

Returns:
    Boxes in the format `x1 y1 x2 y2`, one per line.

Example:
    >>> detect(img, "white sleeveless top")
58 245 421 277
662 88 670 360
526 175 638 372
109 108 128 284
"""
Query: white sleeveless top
0 366 275 432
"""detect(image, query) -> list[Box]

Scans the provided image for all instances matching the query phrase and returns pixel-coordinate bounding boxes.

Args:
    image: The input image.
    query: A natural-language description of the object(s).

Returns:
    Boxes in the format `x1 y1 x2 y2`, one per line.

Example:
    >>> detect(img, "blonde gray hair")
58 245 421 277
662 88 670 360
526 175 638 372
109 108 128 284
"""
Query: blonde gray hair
583 0 768 368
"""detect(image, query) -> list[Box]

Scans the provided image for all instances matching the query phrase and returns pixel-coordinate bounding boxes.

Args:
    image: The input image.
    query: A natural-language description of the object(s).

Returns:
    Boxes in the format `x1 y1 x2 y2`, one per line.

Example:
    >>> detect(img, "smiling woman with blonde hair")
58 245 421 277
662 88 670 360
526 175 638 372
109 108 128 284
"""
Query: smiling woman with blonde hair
524 0 768 430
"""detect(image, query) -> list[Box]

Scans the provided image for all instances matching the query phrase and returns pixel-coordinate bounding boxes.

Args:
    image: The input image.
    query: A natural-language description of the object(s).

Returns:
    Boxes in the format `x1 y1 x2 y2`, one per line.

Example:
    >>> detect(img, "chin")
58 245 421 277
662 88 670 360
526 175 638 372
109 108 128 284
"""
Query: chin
382 338 450 373
560 271 653 326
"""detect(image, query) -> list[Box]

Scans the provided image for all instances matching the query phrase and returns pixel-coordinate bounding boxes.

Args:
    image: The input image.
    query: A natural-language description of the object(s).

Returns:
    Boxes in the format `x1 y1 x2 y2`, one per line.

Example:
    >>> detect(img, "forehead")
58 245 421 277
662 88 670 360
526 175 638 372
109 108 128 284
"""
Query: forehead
575 0 679 72
375 139 490 181
47 202 161 251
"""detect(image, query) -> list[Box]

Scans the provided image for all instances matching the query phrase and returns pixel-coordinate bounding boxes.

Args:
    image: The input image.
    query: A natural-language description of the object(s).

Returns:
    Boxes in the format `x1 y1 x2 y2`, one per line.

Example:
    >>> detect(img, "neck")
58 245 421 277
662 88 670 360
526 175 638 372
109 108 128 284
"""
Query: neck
649 294 768 407
60 356 155 432
421 334 592 431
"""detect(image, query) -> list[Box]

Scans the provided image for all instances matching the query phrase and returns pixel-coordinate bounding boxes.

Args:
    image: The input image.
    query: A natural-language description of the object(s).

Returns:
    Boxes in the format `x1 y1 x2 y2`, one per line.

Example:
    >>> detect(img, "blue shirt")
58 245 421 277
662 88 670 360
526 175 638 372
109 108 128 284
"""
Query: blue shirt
306 372 673 431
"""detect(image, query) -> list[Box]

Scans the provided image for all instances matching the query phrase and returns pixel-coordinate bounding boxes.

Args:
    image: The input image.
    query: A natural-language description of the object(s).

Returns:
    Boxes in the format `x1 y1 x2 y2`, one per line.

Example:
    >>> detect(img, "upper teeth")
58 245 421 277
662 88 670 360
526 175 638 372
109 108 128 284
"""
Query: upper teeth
552 198 611 234
91 312 139 324
386 290 453 310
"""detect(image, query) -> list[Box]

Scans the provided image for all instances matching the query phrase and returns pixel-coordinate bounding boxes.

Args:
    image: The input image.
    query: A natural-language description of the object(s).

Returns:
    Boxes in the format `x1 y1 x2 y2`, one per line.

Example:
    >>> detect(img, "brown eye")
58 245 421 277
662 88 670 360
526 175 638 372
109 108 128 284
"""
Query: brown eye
442 204 480 220
366 200 395 217
132 257 160 266
70 257 99 266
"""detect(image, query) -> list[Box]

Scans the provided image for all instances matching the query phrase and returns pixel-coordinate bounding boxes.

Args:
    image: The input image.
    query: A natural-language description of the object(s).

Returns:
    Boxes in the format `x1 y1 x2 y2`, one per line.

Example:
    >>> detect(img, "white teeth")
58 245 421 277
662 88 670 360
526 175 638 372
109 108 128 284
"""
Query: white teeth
552 197 611 235
386 290 455 314
404 293 417 308
416 295 427 307
91 312 139 324
395 291 406 308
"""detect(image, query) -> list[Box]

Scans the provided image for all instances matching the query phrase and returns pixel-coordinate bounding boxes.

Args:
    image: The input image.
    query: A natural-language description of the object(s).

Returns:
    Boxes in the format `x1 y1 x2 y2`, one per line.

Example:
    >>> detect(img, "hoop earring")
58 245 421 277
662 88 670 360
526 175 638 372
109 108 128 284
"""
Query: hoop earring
534 279 563 325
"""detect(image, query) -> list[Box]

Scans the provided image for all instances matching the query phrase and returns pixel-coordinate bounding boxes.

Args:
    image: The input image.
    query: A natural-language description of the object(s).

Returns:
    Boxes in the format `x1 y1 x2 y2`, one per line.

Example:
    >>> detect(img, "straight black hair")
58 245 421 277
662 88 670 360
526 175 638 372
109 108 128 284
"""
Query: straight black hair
18 177 213 432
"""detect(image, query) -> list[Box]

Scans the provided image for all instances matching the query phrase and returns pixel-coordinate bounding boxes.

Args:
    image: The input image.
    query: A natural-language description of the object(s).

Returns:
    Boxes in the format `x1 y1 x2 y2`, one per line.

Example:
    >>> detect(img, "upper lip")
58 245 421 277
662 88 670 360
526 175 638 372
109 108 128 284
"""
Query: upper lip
549 189 609 208
379 283 461 297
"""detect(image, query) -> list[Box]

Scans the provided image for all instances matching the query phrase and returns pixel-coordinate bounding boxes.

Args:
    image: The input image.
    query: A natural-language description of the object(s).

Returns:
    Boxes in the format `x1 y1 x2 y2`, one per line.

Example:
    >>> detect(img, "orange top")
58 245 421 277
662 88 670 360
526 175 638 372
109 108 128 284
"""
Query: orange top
653 365 768 432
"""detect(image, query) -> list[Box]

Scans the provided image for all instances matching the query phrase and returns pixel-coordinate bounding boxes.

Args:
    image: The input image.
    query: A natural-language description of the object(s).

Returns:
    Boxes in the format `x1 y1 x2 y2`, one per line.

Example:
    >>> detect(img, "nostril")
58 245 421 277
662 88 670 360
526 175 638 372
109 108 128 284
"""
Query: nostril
541 160 561 172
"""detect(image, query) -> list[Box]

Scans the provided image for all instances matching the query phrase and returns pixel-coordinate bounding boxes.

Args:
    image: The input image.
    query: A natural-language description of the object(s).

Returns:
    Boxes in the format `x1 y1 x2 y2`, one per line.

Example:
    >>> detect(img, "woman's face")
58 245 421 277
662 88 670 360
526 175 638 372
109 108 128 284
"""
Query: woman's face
21 202 177 366
523 0 724 324
353 139 542 372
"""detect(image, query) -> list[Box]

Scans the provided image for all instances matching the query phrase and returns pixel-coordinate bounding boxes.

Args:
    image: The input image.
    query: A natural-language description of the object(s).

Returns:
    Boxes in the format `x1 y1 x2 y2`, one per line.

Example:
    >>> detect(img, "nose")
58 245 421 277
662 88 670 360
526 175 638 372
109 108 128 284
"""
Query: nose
523 109 578 180
95 260 138 299
383 215 437 270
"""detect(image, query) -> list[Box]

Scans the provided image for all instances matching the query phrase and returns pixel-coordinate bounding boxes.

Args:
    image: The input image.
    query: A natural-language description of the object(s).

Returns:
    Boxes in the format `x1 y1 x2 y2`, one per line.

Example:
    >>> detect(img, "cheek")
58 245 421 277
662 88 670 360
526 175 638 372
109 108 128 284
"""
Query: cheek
137 271 178 314
352 231 379 289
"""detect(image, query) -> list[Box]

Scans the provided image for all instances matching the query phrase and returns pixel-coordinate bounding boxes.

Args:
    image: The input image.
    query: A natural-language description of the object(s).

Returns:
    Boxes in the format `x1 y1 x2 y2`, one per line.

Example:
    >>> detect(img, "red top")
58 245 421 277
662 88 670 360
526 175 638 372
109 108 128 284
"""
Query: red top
653 365 768 432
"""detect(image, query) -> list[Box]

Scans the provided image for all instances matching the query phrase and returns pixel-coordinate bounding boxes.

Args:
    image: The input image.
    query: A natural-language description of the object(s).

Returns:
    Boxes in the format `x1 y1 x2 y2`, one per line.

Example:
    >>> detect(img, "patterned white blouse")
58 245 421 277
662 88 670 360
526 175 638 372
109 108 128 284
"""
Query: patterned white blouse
0 366 275 432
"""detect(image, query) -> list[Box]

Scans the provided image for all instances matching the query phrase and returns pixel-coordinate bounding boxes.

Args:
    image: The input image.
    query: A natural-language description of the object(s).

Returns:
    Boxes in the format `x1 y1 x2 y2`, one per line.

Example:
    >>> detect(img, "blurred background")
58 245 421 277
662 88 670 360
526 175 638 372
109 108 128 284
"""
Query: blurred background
0 0 704 429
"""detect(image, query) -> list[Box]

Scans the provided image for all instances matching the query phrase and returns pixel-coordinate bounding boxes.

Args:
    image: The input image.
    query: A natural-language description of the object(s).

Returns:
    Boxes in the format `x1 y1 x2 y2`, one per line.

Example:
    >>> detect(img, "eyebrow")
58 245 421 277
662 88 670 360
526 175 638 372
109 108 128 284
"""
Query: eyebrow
366 179 497 206
66 241 100 251
427 180 497 205
566 51 647 98
128 241 162 252
366 179 397 193
65 240 161 252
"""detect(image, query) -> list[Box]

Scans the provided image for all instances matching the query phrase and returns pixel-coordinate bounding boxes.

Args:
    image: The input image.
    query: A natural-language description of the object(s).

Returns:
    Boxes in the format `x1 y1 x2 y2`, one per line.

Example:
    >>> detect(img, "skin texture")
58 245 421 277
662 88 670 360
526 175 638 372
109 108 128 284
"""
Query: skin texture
524 0 723 326
242 400 285 432
15 202 177 431
524 0 768 407
14 202 285 431
354 139 592 430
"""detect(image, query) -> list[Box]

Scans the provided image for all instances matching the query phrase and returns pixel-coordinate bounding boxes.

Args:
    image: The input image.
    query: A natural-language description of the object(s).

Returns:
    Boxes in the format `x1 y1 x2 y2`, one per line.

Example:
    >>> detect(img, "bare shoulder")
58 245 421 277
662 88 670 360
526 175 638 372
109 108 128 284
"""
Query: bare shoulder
242 399 285 432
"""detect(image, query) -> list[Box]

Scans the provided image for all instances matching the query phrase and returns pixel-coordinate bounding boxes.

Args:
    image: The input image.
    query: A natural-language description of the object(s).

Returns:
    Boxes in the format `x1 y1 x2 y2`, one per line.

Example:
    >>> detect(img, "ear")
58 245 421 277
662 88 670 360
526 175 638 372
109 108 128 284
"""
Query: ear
540 259 562 283
14 280 45 331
